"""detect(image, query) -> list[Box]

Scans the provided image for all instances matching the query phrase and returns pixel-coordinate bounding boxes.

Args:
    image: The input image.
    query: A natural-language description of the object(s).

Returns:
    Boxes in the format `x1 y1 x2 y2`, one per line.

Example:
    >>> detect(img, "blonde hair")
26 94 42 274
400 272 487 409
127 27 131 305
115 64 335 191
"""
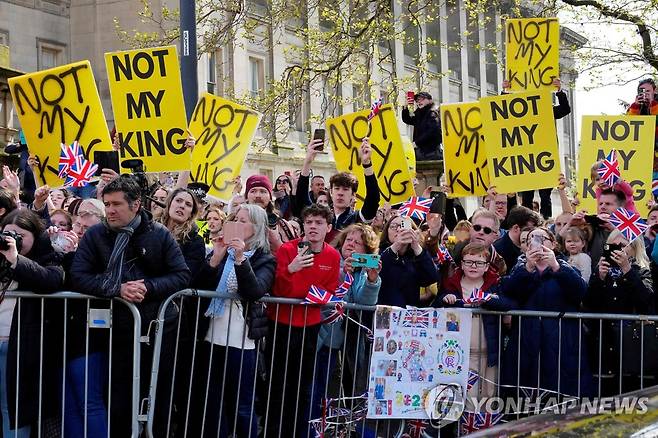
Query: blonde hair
607 229 651 270
332 223 380 254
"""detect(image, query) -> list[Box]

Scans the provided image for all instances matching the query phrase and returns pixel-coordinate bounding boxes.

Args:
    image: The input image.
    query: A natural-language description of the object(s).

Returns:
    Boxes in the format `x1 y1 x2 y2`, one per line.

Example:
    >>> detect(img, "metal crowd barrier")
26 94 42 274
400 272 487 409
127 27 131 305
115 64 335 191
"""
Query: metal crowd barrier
142 292 658 438
1 291 142 438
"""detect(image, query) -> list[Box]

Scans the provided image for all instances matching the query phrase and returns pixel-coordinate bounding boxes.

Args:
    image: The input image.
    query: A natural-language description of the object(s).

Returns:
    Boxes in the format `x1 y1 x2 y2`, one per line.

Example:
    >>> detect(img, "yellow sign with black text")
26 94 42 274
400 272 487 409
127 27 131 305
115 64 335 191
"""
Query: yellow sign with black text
105 46 189 172
578 116 655 217
480 90 559 193
440 102 489 197
506 18 559 92
327 104 414 206
188 93 262 201
8 61 113 186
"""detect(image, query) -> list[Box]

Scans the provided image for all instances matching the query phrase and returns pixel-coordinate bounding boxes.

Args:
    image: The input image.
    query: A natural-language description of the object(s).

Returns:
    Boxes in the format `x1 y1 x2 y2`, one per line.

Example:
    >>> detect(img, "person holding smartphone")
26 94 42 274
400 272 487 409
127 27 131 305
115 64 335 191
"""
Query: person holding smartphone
501 226 594 399
627 78 658 170
401 91 442 161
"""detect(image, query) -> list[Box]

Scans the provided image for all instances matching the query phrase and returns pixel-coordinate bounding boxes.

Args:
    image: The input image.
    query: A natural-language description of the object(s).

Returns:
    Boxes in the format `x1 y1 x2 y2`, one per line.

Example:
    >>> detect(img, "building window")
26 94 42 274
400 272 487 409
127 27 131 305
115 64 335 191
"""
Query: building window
207 51 216 94
288 75 306 132
37 39 66 70
249 56 265 99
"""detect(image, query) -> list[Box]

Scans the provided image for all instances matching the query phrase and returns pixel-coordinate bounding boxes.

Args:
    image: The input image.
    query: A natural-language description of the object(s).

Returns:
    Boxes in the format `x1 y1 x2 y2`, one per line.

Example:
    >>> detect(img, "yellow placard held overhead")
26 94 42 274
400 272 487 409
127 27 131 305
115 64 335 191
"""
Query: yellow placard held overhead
8 61 113 186
188 93 262 201
327 104 414 206
104 46 189 172
440 102 489 197
506 18 559 92
480 90 560 193
402 138 416 179
578 116 655 217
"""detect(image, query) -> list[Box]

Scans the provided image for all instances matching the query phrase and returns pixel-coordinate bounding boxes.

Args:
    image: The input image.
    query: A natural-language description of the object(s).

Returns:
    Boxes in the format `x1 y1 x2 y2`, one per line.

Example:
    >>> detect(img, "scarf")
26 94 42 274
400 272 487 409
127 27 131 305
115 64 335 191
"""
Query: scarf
205 247 256 317
101 213 142 296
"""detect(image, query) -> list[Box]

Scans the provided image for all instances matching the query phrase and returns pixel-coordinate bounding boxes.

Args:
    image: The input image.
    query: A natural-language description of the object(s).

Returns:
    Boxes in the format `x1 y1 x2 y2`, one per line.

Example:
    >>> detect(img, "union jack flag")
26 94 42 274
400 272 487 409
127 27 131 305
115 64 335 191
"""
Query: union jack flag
402 309 429 328
596 149 621 187
476 411 503 429
652 179 658 198
58 141 83 178
64 154 97 188
335 272 354 299
462 287 493 305
399 197 433 220
304 285 335 305
321 302 344 325
437 246 453 264
467 369 479 391
609 207 648 243
403 419 430 438
367 97 383 121
459 411 503 435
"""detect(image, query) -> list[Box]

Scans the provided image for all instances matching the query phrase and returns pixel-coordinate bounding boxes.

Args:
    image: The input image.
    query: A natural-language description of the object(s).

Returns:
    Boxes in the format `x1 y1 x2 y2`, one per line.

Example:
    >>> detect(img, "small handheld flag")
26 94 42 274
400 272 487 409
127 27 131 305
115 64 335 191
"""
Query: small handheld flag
608 207 648 243
399 197 433 221
596 150 621 187
367 98 383 122
58 141 83 178
64 154 98 188
462 287 493 305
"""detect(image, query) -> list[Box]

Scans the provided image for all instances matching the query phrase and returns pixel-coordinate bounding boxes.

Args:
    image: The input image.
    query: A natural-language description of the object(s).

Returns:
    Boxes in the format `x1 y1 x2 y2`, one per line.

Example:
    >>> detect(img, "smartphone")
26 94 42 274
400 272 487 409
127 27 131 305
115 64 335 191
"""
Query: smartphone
529 234 544 251
651 224 658 232
284 171 291 176
603 242 624 267
406 91 415 103
352 253 380 269
430 192 446 215
313 129 325 151
584 214 605 227
298 240 311 256
222 221 249 242
401 216 413 230
93 150 120 176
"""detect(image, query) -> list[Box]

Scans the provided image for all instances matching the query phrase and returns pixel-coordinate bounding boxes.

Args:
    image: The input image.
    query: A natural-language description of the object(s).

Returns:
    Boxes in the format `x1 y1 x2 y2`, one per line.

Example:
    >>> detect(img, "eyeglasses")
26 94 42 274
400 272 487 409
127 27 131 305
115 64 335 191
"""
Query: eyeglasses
462 260 489 268
389 223 403 231
494 201 507 207
276 179 288 184
472 224 495 234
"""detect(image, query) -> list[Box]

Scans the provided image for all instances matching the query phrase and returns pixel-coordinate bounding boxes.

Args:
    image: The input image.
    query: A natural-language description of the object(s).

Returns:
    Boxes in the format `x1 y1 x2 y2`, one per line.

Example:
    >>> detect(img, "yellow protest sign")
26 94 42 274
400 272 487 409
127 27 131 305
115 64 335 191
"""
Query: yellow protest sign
480 90 559 193
440 102 489 197
402 138 416 179
327 104 414 206
105 46 189 172
506 18 559 92
8 61 113 186
188 93 262 200
578 116 655 217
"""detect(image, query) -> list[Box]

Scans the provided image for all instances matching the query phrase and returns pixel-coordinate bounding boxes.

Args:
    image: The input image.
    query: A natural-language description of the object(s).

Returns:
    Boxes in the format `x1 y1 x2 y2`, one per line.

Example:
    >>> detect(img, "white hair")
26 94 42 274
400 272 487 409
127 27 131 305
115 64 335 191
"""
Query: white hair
230 204 270 254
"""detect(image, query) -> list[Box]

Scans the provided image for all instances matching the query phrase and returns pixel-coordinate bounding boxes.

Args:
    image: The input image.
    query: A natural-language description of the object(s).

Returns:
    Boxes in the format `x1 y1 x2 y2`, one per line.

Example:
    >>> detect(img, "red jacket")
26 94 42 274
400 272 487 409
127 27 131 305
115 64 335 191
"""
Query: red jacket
442 266 500 296
269 237 340 327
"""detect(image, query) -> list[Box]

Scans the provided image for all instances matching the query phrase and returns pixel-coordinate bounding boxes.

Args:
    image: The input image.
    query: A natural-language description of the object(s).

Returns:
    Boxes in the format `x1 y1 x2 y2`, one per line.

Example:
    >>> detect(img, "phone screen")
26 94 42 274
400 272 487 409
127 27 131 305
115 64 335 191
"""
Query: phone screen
222 221 248 242
93 151 120 176
313 129 325 151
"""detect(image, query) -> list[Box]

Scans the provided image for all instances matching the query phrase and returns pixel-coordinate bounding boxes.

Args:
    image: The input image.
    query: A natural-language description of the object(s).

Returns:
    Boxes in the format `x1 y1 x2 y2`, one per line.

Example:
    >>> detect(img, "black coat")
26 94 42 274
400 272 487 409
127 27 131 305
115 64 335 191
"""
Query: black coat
70 210 191 326
193 249 276 340
401 105 442 154
584 264 654 377
6 232 64 429
179 227 207 279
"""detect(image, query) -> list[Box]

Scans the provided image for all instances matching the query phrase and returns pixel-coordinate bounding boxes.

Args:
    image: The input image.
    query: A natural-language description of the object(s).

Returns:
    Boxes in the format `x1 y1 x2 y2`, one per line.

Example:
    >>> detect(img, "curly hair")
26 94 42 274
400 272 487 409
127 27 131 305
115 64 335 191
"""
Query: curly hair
158 188 200 243
332 223 380 254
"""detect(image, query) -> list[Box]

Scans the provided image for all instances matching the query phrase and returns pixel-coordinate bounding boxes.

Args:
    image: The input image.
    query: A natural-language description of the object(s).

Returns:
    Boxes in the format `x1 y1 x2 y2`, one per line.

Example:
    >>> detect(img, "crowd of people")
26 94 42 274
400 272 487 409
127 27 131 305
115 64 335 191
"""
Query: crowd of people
0 78 654 438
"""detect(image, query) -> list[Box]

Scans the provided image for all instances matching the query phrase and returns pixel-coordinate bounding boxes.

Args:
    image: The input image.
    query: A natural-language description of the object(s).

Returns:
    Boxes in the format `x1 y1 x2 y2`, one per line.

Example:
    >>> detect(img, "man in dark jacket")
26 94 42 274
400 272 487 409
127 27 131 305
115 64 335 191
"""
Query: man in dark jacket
70 175 190 438
493 206 541 271
402 91 442 161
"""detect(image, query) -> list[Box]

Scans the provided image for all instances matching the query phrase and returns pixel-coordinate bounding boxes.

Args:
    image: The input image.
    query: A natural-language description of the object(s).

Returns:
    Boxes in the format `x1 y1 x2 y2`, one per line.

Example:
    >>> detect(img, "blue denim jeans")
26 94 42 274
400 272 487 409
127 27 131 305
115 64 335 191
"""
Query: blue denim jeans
64 352 108 438
0 340 30 438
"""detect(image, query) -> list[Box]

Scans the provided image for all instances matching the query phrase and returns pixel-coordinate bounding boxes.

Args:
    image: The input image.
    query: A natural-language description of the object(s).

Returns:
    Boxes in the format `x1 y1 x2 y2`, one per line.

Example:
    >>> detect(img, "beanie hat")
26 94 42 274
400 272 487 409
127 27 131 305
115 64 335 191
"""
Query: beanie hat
245 175 273 198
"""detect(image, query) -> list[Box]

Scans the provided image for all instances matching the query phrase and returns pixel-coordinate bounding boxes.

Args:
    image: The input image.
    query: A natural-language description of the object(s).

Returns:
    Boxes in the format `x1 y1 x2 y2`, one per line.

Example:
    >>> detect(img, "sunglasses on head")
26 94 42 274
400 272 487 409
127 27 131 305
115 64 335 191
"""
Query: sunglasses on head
472 224 495 235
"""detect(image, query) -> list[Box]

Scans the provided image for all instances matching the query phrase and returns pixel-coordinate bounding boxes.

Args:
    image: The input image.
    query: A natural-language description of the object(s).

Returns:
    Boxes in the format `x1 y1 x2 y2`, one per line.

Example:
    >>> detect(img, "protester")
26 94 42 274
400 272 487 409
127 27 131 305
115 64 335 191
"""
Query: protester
50 188 70 210
189 203 275 438
274 174 297 219
296 138 380 238
315 190 330 208
71 175 191 438
50 208 73 231
644 205 658 257
377 215 439 307
453 220 472 243
590 160 636 212
493 206 541 272
627 78 658 166
203 203 227 251
265 204 340 438
401 91 442 161
309 175 326 203
585 229 654 394
0 209 64 437
563 227 592 281
148 185 170 219
313 223 381 428
435 243 514 400
501 227 593 397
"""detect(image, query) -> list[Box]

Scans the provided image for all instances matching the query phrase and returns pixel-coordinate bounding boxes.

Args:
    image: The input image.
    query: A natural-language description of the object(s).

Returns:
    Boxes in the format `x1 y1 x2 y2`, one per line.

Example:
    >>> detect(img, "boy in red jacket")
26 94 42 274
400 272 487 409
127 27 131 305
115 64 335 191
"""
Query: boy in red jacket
265 204 340 438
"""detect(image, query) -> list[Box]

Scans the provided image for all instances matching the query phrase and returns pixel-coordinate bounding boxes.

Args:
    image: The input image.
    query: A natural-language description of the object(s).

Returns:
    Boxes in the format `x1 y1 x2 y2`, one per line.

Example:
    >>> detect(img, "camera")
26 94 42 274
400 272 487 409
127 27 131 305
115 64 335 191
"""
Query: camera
0 230 23 252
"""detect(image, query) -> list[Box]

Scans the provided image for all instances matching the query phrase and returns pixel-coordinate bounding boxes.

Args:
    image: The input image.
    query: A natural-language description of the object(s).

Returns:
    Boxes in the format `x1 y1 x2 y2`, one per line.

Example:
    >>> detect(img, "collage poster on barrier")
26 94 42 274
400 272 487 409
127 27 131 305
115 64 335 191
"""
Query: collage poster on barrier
367 307 472 419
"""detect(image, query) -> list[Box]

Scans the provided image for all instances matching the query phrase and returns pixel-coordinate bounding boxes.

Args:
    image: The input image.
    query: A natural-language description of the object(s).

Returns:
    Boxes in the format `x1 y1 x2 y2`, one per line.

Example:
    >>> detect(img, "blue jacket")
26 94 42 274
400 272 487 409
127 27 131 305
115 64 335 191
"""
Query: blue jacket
501 259 594 397
318 263 380 350
378 246 439 307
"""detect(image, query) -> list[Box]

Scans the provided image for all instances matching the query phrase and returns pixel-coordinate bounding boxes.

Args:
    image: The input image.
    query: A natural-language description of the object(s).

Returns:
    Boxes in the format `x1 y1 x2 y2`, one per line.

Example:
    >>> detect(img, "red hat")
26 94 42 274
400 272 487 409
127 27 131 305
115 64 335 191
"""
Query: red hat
245 175 273 198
